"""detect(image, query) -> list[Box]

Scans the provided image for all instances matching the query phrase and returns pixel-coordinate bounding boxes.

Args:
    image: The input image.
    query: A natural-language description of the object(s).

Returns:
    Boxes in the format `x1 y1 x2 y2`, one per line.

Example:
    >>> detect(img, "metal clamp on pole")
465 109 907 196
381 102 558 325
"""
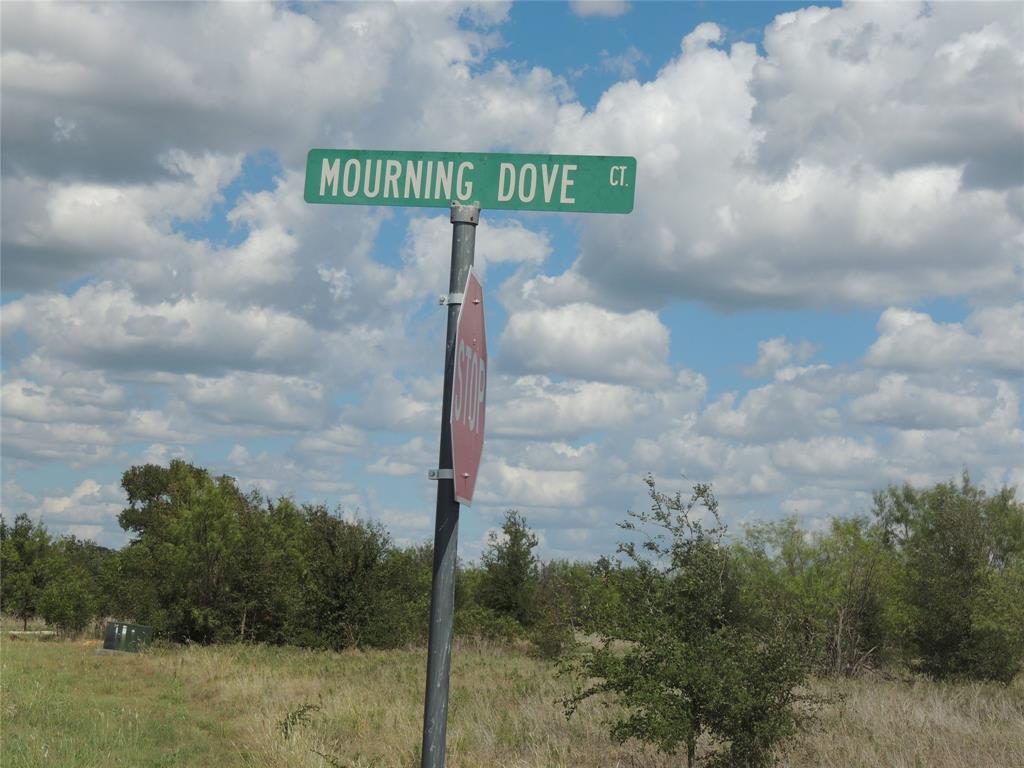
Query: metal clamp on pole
428 469 454 480
438 293 464 306
450 201 480 225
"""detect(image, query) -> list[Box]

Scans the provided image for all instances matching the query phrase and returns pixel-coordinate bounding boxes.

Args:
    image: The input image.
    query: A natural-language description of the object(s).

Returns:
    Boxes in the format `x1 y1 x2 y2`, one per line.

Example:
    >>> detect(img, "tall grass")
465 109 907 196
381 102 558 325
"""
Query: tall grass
2 638 1022 767
781 674 1024 768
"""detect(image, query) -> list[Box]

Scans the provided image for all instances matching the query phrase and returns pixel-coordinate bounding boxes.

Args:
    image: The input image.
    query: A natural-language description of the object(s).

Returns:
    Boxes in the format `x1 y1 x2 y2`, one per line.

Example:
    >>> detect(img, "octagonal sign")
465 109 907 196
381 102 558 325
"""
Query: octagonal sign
450 269 486 506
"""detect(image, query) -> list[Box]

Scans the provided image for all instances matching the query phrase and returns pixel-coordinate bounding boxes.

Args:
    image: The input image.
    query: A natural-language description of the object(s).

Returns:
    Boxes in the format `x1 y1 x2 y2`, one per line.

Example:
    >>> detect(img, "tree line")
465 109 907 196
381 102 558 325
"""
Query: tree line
3 460 1023 765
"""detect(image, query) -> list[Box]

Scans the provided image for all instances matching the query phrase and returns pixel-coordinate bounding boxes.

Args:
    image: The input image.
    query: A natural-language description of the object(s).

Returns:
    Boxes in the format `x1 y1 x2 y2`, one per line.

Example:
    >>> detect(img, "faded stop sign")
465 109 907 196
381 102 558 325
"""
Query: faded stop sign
450 268 486 505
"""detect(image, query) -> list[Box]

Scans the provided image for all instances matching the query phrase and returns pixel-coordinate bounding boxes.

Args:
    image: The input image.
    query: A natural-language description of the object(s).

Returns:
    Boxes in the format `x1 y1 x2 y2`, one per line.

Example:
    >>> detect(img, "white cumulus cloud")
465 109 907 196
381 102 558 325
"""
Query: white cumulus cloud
500 303 671 383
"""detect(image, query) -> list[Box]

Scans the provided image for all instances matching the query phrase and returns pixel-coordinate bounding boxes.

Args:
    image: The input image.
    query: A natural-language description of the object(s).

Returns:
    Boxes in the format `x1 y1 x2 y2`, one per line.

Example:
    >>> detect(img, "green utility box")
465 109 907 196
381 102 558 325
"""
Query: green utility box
102 622 153 652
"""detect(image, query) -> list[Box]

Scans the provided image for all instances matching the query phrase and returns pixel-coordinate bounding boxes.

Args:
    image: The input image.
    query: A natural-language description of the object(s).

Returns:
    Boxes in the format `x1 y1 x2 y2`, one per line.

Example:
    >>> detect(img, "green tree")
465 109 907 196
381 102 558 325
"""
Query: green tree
361 542 433 648
114 460 432 650
874 474 1024 682
58 536 116 620
565 477 811 768
232 496 308 644
735 516 898 676
0 515 52 629
116 460 255 642
477 509 539 627
38 556 98 635
572 555 638 635
530 560 577 659
297 505 394 650
454 561 524 643
968 554 1024 681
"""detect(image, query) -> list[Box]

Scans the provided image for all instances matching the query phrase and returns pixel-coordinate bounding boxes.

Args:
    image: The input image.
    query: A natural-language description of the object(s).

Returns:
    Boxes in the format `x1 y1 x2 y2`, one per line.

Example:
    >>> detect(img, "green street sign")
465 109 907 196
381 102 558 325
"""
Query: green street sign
304 149 636 213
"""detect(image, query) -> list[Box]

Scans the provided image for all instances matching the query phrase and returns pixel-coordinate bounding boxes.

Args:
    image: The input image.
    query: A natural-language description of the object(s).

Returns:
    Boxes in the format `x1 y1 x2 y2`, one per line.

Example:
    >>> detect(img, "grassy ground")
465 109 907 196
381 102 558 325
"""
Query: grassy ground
2 637 1022 768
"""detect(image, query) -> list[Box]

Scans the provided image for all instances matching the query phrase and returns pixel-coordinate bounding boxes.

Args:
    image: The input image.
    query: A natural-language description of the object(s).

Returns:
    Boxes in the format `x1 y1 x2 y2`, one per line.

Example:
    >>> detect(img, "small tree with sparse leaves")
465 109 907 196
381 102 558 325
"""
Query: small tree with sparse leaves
564 476 813 768
476 510 539 627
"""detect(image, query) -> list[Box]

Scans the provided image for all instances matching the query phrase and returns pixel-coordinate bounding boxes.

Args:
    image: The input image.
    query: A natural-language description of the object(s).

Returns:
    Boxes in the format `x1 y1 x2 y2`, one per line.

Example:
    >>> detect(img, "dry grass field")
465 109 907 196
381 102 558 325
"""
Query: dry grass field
2 637 1022 768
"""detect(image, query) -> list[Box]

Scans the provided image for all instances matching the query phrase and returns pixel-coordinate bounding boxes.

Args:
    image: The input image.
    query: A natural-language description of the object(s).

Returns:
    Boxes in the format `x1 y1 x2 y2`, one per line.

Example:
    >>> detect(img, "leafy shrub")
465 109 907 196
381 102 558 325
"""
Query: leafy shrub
0 515 51 630
529 561 576 659
734 516 898 676
476 510 539 627
565 477 813 768
454 604 524 643
359 544 432 648
965 555 1024 683
38 564 97 635
874 475 1024 682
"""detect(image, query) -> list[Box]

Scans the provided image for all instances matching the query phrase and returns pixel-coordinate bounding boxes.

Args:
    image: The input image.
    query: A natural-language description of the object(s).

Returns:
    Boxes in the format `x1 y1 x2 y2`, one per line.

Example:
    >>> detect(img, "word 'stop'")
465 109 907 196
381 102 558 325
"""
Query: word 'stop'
305 149 636 214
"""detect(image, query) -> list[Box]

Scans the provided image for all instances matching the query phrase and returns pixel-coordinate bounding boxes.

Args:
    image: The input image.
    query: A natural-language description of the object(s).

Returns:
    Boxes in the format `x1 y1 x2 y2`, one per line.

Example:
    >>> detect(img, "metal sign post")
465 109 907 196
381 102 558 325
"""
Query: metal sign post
421 201 479 768
303 147 636 768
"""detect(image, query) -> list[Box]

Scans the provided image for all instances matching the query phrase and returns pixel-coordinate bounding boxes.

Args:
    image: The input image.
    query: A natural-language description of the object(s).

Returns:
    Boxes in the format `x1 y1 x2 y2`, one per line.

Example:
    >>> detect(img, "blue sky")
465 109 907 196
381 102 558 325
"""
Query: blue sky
502 1 841 106
2 1 1021 561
